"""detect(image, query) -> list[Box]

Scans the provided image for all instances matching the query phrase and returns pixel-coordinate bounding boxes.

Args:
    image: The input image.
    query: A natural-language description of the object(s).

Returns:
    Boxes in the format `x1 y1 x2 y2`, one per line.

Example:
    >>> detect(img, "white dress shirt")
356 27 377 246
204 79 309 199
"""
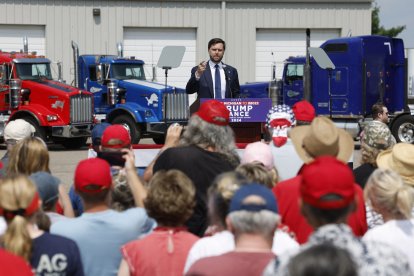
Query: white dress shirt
209 61 226 98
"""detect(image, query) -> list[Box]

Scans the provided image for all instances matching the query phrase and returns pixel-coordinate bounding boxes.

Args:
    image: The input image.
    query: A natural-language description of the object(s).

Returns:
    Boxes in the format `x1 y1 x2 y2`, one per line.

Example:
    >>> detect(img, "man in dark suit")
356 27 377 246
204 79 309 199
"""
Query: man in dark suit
186 38 240 99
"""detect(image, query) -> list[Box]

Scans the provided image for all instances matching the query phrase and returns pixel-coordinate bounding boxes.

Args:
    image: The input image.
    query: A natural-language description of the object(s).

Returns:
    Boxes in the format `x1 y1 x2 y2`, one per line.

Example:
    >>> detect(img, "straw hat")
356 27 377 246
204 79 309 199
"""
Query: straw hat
376 143 414 186
290 117 354 164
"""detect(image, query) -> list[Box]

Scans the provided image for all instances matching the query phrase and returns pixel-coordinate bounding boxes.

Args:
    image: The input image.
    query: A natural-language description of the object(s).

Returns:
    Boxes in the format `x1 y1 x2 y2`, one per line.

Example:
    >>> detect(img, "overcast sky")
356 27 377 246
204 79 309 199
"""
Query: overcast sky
375 0 414 48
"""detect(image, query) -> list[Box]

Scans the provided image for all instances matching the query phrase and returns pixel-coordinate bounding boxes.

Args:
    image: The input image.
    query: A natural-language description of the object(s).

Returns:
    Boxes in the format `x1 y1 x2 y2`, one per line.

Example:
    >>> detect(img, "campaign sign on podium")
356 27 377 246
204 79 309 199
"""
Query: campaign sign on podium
200 98 272 122
200 98 272 142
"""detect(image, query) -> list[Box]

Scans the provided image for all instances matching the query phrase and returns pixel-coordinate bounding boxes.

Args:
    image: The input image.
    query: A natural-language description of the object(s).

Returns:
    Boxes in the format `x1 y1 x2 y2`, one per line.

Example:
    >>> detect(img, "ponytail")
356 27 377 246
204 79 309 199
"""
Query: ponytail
3 215 32 261
0 175 40 261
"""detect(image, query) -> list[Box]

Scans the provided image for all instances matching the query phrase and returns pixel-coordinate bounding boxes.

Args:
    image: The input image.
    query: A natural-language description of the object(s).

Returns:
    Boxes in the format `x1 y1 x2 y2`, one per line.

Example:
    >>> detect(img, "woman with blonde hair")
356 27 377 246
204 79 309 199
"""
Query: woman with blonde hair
6 136 50 176
6 136 74 220
363 168 414 269
0 175 84 275
236 162 275 189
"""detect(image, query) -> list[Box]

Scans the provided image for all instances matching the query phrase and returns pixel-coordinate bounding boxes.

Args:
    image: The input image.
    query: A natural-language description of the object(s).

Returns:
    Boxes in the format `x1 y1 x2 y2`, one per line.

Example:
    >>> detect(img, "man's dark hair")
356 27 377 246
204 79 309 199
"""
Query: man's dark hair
76 188 111 204
371 103 385 119
296 120 312 126
208 38 226 50
302 201 354 225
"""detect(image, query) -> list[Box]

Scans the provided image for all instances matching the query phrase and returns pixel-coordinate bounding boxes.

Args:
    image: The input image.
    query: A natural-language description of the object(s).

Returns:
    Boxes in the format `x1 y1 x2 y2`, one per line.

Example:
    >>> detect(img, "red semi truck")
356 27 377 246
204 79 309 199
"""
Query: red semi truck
0 49 93 149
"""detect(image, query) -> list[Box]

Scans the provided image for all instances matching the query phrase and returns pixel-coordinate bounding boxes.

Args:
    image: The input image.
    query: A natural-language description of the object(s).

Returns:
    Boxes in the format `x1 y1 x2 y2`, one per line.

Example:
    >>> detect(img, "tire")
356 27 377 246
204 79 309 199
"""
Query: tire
152 135 165 145
111 115 141 144
391 114 414 143
60 137 88 149
23 117 46 142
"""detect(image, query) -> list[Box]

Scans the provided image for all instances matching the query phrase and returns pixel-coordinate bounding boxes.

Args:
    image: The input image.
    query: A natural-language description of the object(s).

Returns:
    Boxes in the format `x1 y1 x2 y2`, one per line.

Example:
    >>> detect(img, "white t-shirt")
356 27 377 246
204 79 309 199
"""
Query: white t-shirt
184 229 299 273
270 139 303 181
363 219 414 271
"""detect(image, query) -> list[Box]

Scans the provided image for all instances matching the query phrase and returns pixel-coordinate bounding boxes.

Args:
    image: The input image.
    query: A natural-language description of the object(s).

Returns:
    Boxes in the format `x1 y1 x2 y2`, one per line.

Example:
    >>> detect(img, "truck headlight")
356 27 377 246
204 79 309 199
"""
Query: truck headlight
145 110 152 118
46 115 58 122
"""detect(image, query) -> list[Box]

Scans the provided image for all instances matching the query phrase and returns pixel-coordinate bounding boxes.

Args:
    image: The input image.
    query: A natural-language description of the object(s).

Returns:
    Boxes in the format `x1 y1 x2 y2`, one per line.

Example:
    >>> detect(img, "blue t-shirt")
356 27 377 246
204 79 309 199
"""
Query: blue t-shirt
51 208 155 276
31 232 84 276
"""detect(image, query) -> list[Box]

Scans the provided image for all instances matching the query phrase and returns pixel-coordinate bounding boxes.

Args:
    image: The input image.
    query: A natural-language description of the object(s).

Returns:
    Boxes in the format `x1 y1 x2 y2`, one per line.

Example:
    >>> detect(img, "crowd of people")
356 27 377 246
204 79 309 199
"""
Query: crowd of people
0 97 413 276
0 38 413 275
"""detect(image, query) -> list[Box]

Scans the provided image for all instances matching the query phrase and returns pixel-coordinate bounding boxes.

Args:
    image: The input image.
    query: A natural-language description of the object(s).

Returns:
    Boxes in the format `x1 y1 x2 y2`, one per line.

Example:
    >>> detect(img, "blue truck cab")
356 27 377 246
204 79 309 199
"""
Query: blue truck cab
75 53 189 144
243 35 413 143
311 36 404 117
282 35 410 142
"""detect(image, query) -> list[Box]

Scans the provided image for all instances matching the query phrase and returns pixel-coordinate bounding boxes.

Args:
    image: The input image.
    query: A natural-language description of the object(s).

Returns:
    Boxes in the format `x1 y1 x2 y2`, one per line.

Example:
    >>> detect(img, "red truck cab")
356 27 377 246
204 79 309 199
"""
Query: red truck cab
0 51 93 149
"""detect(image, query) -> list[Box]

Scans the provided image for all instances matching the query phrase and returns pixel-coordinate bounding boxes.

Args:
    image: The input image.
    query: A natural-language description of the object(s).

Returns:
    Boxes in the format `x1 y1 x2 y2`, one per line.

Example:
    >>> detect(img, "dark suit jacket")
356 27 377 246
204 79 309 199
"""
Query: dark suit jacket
186 62 240 99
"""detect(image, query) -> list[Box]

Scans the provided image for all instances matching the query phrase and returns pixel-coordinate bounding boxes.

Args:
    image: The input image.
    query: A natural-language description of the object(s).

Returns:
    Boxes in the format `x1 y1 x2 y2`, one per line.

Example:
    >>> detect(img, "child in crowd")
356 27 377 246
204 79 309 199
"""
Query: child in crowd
0 175 84 275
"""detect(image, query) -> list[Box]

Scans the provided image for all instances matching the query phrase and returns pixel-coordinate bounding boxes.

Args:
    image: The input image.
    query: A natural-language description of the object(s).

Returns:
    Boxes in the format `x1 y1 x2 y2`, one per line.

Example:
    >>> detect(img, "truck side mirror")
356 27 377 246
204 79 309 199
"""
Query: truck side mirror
96 64 105 84
57 62 64 83
0 65 6 83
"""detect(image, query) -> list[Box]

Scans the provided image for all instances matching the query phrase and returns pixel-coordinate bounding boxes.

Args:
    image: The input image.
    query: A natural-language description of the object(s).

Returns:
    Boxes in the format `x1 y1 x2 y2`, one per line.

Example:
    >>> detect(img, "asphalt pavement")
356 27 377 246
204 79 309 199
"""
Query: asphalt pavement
0 139 362 192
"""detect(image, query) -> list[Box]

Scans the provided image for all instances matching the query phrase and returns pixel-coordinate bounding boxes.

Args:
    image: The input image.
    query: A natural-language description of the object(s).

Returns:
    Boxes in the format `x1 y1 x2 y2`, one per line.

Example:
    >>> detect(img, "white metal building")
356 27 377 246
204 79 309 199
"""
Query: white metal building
0 0 372 88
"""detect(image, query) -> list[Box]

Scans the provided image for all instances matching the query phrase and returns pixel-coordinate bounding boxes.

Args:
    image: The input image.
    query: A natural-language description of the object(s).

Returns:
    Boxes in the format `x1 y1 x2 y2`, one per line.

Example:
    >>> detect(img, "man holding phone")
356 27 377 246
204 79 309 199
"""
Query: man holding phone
186 38 240 99
99 124 131 167
99 124 147 207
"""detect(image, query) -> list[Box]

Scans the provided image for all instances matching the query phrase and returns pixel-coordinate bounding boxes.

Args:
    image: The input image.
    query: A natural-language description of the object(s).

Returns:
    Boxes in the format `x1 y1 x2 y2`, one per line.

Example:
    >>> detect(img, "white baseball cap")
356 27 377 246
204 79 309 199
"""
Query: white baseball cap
4 119 35 142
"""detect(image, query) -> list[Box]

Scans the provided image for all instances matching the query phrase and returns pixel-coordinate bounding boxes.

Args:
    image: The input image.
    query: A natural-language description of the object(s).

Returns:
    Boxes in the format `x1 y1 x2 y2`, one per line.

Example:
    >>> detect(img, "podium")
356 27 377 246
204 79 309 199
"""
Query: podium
198 98 272 143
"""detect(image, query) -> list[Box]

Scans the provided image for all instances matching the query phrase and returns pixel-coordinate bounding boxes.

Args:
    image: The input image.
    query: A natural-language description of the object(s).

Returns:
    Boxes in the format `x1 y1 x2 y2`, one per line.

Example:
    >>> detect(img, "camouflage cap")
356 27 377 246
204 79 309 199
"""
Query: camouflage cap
362 121 396 150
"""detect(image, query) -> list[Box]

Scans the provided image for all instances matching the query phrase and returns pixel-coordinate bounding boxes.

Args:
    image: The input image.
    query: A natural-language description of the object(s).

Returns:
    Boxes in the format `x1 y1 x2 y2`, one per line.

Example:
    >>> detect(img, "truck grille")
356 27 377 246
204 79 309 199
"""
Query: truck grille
164 92 189 121
70 94 92 123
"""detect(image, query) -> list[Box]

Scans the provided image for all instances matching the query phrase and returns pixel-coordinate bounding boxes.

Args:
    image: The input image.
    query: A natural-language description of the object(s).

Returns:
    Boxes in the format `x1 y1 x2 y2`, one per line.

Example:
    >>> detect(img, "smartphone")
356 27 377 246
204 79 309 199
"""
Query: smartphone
97 151 126 167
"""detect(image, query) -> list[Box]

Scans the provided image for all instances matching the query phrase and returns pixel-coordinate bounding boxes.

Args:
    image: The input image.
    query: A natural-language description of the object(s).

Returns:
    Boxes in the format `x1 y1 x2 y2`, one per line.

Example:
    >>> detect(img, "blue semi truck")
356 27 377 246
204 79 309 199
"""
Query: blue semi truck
245 35 414 143
72 42 189 144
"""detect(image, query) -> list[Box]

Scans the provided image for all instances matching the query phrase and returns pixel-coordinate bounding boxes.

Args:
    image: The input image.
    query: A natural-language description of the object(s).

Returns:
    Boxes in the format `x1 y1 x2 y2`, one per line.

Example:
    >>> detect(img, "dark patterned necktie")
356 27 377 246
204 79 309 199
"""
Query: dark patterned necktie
215 64 222 99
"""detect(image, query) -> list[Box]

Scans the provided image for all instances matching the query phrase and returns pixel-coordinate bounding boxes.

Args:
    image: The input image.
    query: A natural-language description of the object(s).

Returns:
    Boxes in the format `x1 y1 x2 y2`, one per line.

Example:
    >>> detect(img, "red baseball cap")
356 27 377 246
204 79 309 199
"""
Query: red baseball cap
74 158 112 193
101 125 131 148
195 100 230 126
300 156 355 209
292 100 315 122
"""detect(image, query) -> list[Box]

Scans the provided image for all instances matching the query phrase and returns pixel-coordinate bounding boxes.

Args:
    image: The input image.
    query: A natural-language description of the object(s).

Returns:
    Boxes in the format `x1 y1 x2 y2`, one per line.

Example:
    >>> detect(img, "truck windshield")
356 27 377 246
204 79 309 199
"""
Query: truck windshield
16 63 53 80
285 64 304 82
112 64 146 80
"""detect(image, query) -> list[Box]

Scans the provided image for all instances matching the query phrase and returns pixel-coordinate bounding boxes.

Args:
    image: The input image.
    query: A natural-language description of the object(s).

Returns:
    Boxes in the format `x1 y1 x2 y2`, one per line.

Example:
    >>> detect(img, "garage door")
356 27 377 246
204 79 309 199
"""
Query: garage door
123 28 196 90
256 29 340 81
0 25 45 55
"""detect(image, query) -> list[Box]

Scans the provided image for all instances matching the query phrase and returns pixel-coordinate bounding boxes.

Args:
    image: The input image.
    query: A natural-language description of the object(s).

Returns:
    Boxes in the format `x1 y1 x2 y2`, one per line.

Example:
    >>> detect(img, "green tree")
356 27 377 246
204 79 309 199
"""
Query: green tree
372 2 405 37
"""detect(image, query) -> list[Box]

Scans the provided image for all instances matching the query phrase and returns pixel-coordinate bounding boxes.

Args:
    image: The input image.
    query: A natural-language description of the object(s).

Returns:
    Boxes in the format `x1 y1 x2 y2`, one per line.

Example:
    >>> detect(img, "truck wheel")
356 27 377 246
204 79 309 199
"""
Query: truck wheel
111 115 141 144
23 117 46 142
391 114 414 143
60 137 88 150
